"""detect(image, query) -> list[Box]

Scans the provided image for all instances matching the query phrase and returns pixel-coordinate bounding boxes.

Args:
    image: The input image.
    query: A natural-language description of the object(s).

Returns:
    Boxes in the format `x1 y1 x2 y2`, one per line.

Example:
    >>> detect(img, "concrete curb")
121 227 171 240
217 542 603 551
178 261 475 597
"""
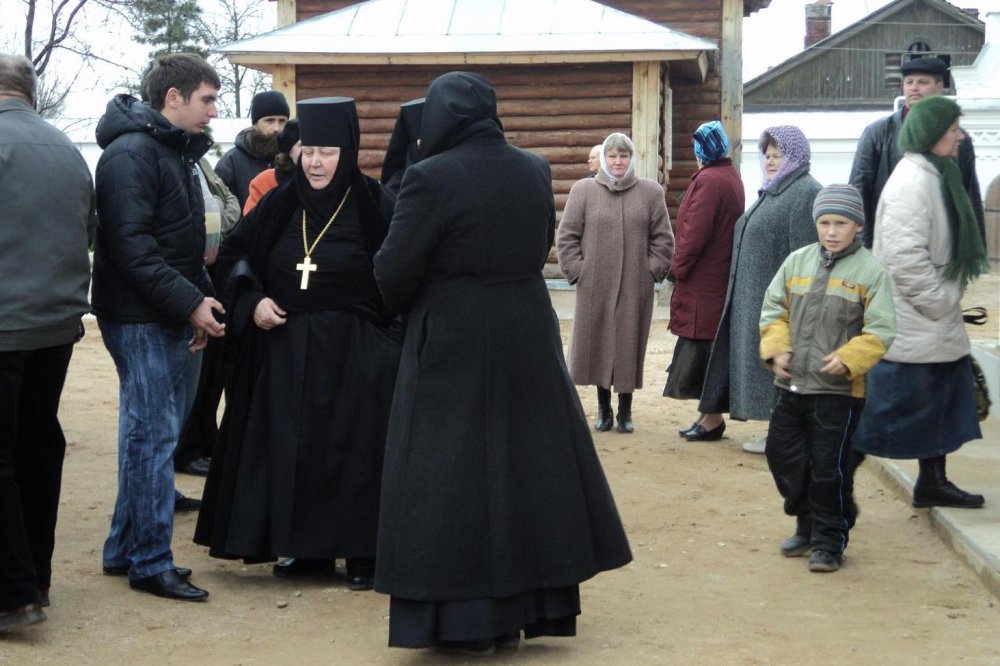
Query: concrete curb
867 457 1000 601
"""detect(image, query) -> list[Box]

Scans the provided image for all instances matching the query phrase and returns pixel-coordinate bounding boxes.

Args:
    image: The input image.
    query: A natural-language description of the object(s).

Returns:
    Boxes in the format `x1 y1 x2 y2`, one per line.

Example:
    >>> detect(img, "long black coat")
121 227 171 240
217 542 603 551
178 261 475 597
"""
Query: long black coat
372 87 631 601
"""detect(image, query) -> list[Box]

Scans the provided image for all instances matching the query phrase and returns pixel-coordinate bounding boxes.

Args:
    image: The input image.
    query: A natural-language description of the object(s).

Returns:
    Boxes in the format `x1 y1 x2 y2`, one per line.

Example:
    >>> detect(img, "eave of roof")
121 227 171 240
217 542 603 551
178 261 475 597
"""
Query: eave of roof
743 0 985 92
217 0 717 66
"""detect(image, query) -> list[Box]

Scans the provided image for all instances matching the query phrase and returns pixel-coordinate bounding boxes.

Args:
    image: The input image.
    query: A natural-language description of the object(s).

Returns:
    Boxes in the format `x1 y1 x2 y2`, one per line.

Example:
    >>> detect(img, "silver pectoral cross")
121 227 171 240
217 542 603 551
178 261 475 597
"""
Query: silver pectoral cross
296 256 318 289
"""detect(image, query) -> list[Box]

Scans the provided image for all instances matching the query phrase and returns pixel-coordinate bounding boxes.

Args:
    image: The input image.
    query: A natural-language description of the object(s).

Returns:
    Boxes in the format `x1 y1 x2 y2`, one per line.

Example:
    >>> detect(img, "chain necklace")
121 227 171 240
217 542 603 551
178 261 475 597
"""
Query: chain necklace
296 185 352 290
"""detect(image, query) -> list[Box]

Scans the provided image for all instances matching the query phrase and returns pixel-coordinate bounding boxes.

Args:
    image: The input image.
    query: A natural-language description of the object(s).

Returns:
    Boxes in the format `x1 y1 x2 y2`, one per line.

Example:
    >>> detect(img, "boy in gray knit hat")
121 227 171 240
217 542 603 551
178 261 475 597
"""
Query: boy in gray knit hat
757 184 896 572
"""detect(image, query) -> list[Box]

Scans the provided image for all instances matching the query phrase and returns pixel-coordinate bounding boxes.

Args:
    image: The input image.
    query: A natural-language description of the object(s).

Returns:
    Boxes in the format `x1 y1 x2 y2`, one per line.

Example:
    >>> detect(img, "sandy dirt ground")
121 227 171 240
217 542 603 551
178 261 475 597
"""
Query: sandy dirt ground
2 275 999 665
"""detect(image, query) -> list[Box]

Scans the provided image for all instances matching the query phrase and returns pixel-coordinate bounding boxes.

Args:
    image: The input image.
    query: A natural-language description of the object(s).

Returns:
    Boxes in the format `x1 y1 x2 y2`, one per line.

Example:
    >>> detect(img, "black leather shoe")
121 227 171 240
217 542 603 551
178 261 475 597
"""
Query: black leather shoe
913 481 985 509
104 565 192 578
178 457 211 477
37 589 50 608
129 569 208 601
174 495 202 513
678 421 699 437
685 421 726 441
272 558 333 578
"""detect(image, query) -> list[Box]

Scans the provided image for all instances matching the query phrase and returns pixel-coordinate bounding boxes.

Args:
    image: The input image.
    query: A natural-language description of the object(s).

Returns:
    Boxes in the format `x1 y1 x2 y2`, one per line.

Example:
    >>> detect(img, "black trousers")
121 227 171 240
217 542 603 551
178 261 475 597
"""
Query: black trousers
0 343 73 610
765 390 862 556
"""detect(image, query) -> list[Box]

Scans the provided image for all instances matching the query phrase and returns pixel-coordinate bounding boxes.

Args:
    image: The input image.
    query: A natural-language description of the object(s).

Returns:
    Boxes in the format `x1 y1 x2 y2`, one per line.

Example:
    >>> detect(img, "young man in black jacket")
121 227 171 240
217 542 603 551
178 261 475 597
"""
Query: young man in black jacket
92 53 225 602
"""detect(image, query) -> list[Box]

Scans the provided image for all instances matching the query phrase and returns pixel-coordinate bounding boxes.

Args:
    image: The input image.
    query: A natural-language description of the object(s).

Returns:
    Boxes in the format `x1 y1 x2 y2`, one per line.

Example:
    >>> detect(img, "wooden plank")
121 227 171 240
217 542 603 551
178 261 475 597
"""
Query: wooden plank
719 0 743 164
272 64 296 115
276 0 296 27
631 61 660 182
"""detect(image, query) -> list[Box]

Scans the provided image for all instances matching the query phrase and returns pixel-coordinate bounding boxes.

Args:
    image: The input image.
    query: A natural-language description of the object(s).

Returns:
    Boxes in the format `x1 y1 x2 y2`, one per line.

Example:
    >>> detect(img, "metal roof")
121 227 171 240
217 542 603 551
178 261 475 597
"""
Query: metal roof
218 0 717 66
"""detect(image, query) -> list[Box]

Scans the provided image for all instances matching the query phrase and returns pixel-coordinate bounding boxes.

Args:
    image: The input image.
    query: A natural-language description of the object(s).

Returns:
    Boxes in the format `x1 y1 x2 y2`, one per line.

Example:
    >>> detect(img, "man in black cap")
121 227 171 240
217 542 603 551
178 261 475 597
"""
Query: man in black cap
215 90 290 209
849 56 984 248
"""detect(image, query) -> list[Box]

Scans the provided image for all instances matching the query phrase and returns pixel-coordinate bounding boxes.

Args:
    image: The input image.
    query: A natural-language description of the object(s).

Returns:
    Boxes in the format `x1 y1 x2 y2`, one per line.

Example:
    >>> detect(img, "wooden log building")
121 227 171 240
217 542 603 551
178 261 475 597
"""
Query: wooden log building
222 0 772 267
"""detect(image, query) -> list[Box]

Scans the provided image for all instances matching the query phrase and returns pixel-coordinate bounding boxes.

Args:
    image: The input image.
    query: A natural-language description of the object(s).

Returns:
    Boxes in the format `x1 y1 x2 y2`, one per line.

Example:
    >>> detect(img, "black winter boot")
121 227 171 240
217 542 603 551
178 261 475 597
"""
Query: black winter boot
913 456 984 509
595 387 613 432
616 393 634 433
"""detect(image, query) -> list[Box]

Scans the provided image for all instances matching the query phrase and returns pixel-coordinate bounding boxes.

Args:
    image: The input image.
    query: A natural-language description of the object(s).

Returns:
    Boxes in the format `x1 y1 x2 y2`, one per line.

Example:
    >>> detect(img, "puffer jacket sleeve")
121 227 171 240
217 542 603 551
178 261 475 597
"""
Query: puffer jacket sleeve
876 187 958 322
834 263 895 378
95 148 206 321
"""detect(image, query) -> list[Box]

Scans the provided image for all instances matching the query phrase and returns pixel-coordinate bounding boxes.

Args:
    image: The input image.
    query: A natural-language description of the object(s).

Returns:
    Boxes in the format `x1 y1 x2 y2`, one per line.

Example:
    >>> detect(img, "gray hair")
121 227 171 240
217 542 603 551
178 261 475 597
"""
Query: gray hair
603 132 634 155
0 54 37 106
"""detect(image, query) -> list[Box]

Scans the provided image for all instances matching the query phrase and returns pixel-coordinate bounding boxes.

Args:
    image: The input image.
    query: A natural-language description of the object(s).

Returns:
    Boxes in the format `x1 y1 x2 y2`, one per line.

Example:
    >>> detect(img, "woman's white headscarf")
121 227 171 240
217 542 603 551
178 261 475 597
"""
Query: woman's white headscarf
599 132 637 183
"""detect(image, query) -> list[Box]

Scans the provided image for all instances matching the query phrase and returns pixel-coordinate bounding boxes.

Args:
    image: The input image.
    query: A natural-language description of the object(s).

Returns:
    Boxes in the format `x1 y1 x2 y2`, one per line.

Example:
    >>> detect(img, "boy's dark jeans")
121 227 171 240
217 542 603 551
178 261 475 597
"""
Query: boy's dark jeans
765 389 863 556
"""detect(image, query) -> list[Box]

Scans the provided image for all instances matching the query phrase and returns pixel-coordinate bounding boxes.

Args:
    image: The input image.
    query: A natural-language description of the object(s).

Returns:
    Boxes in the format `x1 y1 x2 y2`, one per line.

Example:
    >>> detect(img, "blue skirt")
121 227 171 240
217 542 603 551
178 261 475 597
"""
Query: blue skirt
853 357 981 459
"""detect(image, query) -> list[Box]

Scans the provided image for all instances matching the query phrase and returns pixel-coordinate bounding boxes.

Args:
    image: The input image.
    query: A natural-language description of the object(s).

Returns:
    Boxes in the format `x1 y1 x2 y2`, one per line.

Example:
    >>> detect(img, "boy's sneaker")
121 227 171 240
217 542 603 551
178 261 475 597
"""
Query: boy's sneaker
808 550 841 573
780 533 811 557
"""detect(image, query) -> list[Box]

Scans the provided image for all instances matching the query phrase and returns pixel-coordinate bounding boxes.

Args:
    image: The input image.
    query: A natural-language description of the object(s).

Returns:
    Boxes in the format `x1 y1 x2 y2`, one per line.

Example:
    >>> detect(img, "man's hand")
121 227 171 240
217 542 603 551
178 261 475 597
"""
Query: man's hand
254 297 287 330
188 297 226 352
819 353 848 376
771 352 792 380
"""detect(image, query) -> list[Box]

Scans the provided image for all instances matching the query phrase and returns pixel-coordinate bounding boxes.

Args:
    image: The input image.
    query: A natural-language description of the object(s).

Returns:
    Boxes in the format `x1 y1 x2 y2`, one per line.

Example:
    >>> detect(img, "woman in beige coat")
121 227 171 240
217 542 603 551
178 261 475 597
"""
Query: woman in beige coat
557 132 674 433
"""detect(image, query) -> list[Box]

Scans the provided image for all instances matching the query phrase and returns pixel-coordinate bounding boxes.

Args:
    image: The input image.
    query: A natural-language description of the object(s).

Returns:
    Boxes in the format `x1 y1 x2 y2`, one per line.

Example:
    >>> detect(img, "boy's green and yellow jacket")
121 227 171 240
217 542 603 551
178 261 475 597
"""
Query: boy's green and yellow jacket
759 239 895 398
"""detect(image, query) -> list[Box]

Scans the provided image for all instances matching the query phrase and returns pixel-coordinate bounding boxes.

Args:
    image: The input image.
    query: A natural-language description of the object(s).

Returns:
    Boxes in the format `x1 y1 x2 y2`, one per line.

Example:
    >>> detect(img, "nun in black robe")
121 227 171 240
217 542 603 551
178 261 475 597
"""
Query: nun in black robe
373 72 632 653
194 97 400 589
379 98 424 196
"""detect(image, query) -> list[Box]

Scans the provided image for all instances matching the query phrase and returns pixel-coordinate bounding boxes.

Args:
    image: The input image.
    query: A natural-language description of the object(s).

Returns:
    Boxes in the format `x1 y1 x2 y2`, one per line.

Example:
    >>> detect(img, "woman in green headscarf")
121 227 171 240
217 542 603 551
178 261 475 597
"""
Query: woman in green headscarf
853 96 988 509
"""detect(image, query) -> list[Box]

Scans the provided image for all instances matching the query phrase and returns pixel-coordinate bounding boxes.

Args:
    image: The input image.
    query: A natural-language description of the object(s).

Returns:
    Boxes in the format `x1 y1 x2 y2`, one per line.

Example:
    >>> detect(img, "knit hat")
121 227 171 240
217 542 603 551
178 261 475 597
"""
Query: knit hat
813 184 864 226
693 120 730 164
277 118 299 154
251 90 290 124
899 96 961 153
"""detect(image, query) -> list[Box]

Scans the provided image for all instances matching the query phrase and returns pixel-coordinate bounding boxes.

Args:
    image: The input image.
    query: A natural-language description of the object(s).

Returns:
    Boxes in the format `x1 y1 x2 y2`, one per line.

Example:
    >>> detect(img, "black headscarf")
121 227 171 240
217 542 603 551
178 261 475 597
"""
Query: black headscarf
380 98 424 187
294 97 360 224
418 72 504 160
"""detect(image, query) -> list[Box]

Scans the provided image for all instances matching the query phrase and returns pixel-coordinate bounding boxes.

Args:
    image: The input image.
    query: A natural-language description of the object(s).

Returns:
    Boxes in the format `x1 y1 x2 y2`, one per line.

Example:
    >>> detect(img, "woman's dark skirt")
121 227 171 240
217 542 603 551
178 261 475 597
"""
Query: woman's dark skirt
663 337 713 400
388 586 580 648
853 357 981 459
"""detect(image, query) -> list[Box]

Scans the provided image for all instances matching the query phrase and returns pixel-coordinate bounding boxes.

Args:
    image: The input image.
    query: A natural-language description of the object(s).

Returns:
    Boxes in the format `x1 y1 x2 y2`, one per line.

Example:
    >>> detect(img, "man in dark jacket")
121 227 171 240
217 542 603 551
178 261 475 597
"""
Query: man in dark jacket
849 56 984 248
92 53 225 603
214 90 289 209
0 53 94 630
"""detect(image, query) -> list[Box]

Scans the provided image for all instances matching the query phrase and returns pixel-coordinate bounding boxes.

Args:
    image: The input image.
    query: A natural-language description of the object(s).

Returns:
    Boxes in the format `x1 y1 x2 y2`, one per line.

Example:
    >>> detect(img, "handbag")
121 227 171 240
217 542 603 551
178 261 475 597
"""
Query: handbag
963 308 990 422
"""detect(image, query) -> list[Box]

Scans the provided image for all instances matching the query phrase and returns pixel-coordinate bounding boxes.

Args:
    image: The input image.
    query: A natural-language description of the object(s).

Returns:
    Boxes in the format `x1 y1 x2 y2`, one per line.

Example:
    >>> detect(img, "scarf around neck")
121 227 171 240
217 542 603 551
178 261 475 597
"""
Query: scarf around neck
924 152 988 286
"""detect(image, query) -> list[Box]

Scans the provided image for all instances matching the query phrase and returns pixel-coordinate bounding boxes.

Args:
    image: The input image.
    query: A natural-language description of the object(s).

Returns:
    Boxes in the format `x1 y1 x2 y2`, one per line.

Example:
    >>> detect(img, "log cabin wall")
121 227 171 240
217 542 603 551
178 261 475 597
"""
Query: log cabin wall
602 0 727 211
296 0 731 215
297 63 633 218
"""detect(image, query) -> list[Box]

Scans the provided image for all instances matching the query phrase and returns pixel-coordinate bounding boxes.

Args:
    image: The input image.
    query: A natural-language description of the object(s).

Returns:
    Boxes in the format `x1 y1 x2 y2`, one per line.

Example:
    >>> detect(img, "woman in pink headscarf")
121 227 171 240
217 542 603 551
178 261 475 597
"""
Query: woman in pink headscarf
693 126 822 448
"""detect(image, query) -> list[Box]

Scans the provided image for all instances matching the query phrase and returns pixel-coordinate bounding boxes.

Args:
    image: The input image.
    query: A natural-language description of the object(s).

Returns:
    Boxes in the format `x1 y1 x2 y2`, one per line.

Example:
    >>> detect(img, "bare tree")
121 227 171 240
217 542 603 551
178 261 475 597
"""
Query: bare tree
198 0 271 118
4 0 132 117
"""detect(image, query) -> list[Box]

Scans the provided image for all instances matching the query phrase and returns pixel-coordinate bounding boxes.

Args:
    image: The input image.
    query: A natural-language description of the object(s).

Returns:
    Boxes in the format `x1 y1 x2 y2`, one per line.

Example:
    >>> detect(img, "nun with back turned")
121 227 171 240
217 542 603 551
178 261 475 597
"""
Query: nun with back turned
380 97 424 195
194 97 401 590
373 71 632 655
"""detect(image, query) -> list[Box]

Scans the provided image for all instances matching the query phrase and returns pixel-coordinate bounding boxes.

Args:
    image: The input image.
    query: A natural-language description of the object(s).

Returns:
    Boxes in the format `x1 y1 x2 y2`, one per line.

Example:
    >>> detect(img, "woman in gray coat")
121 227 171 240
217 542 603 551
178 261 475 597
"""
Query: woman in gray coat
696 126 822 448
557 132 674 433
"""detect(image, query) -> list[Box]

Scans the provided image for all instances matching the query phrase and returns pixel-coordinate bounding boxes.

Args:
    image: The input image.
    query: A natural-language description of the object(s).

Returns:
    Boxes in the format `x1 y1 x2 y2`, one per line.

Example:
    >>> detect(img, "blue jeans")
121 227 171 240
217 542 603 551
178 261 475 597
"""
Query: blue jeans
98 319 193 580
